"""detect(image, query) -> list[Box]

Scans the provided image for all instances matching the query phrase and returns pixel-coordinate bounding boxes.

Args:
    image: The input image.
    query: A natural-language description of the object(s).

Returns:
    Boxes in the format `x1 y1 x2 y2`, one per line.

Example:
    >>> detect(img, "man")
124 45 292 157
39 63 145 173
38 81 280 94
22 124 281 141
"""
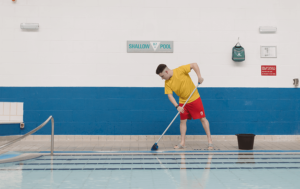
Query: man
156 63 213 150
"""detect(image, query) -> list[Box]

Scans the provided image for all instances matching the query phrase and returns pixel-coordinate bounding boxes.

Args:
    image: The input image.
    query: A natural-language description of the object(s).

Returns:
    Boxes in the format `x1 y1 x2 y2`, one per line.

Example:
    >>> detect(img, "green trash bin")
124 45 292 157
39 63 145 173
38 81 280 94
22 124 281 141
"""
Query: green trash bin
236 134 256 150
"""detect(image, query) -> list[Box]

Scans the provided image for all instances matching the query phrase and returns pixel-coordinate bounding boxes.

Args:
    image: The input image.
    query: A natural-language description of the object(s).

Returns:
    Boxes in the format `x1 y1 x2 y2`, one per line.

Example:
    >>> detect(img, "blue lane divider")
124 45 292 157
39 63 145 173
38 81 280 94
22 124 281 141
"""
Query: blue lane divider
17 162 300 165
36 150 300 154
1 167 300 171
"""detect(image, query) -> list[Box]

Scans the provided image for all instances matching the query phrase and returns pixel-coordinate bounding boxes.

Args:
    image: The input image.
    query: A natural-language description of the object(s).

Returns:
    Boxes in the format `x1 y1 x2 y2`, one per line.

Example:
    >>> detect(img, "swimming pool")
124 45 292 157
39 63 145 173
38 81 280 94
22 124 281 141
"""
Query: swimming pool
1 153 300 189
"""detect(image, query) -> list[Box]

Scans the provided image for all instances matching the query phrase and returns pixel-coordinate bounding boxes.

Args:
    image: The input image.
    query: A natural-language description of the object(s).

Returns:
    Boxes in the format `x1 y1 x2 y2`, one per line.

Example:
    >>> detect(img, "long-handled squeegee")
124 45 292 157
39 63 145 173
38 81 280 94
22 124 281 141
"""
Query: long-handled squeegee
151 83 200 151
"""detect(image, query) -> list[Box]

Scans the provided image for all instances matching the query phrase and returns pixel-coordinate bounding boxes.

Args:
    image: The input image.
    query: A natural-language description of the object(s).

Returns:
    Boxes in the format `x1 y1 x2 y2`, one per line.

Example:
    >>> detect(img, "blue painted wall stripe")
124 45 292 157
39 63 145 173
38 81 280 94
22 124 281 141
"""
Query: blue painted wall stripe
0 87 299 136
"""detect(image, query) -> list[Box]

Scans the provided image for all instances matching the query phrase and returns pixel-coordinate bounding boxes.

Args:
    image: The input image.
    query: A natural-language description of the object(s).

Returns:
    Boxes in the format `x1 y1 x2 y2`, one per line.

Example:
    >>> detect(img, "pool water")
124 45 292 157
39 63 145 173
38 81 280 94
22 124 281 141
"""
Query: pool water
1 153 300 189
0 152 21 160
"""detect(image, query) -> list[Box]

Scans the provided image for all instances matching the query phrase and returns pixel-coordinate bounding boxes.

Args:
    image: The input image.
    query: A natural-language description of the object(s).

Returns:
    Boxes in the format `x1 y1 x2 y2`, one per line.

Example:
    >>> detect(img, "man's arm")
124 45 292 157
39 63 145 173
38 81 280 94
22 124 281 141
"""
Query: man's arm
168 94 178 107
168 94 184 113
190 63 204 84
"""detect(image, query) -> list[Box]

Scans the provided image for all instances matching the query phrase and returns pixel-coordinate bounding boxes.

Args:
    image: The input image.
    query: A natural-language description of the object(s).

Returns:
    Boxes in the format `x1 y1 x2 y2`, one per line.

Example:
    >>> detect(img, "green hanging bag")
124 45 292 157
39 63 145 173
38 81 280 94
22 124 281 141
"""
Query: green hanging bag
232 43 245 62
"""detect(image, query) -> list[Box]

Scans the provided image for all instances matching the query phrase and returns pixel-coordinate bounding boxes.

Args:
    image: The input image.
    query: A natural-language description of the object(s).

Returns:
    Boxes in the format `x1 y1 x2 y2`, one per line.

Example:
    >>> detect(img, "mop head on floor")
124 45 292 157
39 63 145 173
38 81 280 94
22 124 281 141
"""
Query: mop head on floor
151 143 158 151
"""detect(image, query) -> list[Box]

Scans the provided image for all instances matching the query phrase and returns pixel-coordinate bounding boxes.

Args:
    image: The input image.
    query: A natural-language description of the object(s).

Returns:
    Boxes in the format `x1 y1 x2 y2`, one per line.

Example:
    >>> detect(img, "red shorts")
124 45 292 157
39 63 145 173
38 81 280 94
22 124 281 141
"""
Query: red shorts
179 97 206 120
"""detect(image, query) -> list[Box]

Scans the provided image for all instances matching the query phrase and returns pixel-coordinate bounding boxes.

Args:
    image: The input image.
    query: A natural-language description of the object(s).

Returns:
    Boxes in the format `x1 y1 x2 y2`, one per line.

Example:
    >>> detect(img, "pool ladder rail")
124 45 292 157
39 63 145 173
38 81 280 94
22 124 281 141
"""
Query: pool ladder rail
0 116 55 156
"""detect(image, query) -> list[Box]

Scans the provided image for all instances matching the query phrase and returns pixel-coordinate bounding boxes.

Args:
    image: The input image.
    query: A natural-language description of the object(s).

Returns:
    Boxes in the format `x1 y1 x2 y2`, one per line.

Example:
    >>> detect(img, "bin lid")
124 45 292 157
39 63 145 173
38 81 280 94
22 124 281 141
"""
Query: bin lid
236 134 255 136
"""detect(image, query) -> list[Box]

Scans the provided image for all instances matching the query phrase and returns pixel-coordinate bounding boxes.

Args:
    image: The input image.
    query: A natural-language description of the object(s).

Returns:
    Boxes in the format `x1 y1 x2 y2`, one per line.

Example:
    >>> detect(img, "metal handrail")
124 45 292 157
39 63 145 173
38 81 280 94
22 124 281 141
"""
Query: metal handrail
0 116 55 156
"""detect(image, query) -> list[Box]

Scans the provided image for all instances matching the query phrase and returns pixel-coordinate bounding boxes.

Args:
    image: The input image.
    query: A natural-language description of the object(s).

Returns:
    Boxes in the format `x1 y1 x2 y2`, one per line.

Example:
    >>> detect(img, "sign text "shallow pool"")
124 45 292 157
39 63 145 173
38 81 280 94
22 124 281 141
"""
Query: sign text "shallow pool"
127 41 173 53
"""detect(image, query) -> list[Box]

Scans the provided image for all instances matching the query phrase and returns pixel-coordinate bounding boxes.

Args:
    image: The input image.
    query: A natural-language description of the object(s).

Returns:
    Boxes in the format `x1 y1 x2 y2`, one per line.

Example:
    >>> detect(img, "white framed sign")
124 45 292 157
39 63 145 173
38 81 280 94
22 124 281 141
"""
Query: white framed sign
260 46 277 58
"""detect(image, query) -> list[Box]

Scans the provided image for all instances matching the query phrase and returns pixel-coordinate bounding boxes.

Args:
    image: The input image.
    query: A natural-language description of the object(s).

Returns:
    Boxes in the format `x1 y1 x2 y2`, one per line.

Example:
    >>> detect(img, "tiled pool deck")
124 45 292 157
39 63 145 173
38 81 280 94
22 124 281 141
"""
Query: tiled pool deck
1 138 300 154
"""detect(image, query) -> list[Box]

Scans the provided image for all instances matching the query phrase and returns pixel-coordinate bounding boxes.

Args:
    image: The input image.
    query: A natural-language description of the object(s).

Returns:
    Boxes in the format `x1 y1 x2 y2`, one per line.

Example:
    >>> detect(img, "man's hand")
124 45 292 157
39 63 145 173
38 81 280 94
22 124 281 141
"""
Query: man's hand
198 77 204 84
177 106 185 113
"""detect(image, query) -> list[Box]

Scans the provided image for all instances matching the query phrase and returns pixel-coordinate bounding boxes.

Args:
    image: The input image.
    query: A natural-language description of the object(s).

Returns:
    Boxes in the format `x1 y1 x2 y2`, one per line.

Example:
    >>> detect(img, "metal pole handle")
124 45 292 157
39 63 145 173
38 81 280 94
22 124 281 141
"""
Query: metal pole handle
155 83 200 143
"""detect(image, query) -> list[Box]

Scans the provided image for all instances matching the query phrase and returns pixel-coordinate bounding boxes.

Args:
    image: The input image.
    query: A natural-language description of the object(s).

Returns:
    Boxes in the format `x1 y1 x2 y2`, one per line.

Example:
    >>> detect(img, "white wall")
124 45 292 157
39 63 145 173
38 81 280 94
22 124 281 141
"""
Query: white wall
0 0 299 87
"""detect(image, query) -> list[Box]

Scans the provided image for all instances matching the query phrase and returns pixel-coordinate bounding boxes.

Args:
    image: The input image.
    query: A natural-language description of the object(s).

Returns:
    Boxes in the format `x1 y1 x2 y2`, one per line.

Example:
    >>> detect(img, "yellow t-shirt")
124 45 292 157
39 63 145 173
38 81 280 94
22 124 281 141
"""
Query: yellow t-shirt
165 64 200 104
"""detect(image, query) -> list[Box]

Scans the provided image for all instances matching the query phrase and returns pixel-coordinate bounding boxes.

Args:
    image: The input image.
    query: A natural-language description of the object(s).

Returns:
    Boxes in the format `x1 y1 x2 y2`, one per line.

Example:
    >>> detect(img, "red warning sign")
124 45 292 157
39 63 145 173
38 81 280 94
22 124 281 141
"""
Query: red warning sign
261 65 276 76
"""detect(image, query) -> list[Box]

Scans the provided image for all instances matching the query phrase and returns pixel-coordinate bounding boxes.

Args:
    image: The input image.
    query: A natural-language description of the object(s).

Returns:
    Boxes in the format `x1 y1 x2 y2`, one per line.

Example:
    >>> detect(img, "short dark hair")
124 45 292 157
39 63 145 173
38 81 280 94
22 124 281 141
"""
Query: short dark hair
156 64 167 74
